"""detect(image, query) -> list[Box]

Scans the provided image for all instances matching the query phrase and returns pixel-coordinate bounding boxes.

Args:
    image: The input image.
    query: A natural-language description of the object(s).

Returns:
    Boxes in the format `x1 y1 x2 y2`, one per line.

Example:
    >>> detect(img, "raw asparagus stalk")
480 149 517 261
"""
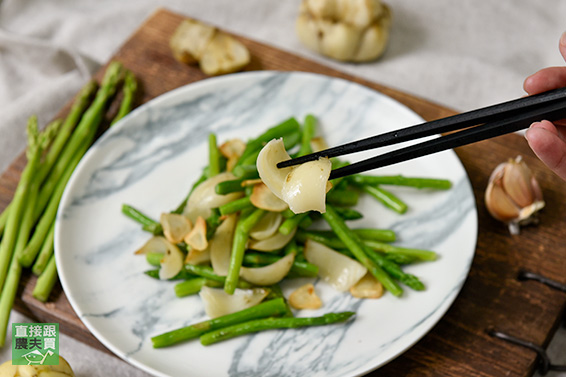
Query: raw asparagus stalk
151 298 288 348
34 61 124 221
32 254 58 302
0 117 44 291
37 81 98 183
0 117 48 345
110 70 137 125
200 311 355 345
31 222 55 276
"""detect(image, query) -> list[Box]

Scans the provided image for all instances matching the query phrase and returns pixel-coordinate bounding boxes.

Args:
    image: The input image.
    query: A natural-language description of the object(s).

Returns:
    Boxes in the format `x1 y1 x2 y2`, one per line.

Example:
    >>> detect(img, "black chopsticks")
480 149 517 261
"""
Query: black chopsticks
277 87 566 180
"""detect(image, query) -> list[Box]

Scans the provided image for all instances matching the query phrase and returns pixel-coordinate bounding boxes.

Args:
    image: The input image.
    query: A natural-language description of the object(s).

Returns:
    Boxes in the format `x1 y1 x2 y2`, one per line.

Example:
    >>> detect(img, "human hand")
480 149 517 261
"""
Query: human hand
523 32 566 180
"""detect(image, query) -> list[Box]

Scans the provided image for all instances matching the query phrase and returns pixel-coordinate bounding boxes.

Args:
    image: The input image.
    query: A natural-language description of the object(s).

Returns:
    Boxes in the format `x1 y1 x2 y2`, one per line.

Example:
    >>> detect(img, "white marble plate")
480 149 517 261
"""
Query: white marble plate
55 71 477 377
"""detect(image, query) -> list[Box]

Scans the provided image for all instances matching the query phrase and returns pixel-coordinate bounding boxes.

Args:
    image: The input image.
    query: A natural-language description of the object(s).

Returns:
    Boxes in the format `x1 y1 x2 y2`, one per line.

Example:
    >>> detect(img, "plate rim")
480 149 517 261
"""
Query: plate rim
55 70 478 377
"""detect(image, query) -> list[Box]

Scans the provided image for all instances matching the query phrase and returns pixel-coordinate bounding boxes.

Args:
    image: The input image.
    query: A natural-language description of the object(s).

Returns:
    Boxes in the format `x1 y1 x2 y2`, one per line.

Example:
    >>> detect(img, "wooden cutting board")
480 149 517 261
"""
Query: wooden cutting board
2 8 565 377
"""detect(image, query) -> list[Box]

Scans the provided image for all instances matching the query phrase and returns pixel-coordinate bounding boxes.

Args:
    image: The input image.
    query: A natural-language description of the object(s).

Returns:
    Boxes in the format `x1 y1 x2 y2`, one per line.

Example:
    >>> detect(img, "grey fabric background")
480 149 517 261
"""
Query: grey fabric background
0 1 564 376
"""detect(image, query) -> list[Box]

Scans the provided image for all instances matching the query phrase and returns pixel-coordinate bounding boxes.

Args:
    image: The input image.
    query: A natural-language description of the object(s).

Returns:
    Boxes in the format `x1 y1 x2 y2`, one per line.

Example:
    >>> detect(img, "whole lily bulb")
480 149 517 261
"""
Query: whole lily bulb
296 0 392 62
485 156 545 235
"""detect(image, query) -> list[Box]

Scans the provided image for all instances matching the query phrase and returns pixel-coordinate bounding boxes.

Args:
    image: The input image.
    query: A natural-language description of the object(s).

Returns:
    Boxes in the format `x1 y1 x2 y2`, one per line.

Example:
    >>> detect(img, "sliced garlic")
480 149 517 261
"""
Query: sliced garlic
349 272 384 299
248 228 297 252
250 183 289 212
249 211 284 240
281 157 332 213
289 283 322 310
485 156 545 235
160 213 192 244
304 239 367 291
256 138 293 199
219 138 247 160
210 214 238 276
199 286 270 318
184 172 243 222
159 240 185 280
239 253 295 285
134 236 169 255
170 18 216 64
184 216 208 251
199 32 251 76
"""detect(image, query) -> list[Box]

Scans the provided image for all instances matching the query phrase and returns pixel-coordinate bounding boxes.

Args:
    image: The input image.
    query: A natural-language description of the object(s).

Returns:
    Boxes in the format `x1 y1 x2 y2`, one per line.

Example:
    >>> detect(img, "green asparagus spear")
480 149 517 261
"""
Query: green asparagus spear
363 245 425 291
225 208 265 294
0 117 48 345
219 197 252 216
361 185 408 214
0 117 44 291
297 114 316 157
37 81 98 184
208 133 221 177
174 278 223 297
122 204 162 234
278 213 310 235
151 298 288 348
34 61 124 221
215 179 245 195
32 254 58 302
111 70 138 125
351 174 452 190
200 311 355 345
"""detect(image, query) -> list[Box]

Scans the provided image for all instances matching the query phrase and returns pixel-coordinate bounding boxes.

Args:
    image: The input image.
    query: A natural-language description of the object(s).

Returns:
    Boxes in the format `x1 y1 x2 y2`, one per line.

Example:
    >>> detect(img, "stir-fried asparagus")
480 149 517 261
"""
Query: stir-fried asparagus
151 298 289 348
200 311 355 345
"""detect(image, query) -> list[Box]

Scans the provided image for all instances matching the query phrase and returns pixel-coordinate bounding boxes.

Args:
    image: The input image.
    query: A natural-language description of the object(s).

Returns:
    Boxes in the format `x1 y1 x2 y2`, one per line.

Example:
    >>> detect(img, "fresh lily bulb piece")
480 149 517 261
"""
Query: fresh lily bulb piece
485 155 545 235
257 138 332 214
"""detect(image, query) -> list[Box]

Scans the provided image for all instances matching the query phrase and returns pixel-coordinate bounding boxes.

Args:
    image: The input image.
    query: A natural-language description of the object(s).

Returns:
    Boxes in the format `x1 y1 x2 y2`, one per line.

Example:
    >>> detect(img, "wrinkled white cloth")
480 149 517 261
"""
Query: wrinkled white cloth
0 0 564 376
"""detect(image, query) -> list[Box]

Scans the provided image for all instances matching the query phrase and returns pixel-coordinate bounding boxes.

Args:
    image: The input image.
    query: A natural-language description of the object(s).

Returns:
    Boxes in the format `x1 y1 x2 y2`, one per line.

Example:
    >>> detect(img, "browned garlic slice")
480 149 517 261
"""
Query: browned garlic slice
349 272 384 299
184 216 208 251
250 183 288 212
289 283 322 310
304 239 367 291
485 156 545 235
160 213 192 244
239 253 295 285
134 236 169 255
199 286 270 318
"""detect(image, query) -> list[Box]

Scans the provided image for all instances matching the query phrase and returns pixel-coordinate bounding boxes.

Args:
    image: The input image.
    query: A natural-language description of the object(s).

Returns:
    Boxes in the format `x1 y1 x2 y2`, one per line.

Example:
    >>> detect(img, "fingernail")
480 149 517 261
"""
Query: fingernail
561 31 566 46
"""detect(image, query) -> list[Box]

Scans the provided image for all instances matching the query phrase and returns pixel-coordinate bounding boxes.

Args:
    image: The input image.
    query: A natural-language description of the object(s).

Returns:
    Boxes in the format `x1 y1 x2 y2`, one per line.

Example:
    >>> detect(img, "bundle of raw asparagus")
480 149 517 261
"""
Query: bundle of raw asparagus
0 61 139 346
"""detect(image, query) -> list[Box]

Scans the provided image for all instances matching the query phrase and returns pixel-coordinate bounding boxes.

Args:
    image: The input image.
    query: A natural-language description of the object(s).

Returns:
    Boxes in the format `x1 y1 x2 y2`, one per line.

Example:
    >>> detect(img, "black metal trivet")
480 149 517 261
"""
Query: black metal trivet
487 270 566 375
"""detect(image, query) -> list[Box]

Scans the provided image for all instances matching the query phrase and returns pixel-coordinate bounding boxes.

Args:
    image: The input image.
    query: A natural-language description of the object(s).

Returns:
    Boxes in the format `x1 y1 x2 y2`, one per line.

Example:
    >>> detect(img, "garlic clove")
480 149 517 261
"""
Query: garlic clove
485 156 545 235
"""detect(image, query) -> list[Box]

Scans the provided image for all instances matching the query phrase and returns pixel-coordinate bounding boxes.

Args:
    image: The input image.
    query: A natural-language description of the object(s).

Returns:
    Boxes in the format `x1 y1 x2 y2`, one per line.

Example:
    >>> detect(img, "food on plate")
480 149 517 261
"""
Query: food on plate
170 18 251 76
296 0 392 62
124 114 451 347
0 355 75 376
288 283 322 309
484 155 545 235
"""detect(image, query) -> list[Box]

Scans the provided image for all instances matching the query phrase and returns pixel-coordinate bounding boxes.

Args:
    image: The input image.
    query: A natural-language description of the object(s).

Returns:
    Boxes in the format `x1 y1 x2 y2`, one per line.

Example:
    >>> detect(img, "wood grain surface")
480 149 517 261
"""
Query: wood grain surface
1 8 565 377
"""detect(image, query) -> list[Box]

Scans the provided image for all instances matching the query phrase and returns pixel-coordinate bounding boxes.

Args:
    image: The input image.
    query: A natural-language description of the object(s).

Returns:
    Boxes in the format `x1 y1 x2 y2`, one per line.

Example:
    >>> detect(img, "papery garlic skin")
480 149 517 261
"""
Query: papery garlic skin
485 156 545 235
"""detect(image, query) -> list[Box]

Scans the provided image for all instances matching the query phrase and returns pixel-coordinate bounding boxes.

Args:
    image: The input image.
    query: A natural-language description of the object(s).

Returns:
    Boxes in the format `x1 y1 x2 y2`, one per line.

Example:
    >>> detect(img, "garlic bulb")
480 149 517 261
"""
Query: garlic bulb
296 0 392 62
485 156 545 235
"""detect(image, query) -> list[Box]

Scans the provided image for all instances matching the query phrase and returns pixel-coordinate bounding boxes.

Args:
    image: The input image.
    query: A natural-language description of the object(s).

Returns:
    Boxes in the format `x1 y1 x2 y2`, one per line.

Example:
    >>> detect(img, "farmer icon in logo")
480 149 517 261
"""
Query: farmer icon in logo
21 349 54 365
